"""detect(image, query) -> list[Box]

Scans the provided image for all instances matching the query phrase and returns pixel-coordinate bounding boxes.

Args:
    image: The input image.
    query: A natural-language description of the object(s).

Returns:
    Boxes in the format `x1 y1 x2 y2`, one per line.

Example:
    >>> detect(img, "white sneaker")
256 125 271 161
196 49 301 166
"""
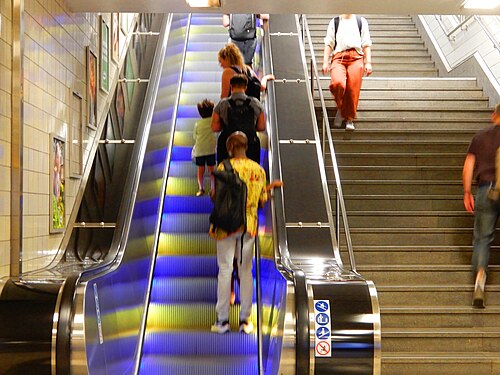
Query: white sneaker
239 320 254 334
345 120 355 131
211 320 230 334
333 111 344 128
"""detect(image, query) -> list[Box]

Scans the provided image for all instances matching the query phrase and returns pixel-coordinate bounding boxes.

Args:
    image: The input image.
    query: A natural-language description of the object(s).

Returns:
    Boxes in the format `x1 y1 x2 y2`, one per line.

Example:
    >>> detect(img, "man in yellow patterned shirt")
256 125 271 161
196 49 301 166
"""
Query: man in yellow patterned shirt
210 132 282 334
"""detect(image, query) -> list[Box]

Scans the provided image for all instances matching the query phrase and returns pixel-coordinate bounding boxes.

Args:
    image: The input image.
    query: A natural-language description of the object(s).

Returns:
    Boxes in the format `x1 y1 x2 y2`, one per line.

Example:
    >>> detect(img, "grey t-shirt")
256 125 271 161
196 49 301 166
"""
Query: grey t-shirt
214 92 263 127
467 125 500 184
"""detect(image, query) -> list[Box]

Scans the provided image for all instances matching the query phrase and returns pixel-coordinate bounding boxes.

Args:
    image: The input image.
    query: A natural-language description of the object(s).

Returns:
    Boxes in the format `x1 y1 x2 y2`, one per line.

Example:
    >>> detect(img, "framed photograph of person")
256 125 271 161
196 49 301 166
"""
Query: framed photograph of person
50 133 66 233
86 46 98 130
111 13 119 63
70 90 83 178
115 80 126 138
100 16 110 93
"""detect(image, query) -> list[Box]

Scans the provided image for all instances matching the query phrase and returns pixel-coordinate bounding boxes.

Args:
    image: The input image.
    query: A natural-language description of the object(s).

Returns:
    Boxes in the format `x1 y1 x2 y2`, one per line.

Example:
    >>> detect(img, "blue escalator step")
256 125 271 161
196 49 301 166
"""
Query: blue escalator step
155 256 217 277
161 213 211 233
142 331 257 356
164 196 213 214
150 277 217 303
171 146 191 161
140 354 258 375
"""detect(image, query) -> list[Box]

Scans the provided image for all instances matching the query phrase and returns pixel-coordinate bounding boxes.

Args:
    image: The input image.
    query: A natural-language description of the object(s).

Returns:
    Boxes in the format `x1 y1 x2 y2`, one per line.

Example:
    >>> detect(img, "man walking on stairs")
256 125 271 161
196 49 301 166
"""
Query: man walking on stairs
462 103 500 308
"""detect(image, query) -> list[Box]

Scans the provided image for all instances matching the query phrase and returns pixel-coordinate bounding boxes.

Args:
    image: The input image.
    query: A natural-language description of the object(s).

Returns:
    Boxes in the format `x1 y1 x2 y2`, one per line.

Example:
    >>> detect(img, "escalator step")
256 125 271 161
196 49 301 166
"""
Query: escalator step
161 213 211 233
158 234 216 255
155 256 217 277
164 196 213 214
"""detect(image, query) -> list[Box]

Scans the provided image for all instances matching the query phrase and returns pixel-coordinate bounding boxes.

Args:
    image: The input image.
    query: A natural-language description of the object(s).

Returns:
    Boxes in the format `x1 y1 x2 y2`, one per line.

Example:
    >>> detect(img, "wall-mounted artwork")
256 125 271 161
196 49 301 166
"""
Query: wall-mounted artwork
87 46 98 130
100 16 110 93
50 133 65 233
70 91 83 178
112 13 119 63
115 80 126 138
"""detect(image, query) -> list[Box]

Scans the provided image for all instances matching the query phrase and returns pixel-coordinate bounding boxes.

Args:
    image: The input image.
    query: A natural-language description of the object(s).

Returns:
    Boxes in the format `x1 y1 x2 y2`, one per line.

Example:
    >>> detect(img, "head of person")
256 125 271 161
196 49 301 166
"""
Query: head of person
197 98 214 119
226 131 248 157
229 74 248 92
494 102 500 125
218 43 245 69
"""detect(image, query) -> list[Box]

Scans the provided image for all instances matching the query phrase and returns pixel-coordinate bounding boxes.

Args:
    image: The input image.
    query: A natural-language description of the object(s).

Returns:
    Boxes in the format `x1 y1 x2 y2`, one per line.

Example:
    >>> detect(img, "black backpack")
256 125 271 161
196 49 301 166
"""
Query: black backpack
210 159 247 233
230 66 261 100
225 98 258 145
229 14 256 41
333 16 362 50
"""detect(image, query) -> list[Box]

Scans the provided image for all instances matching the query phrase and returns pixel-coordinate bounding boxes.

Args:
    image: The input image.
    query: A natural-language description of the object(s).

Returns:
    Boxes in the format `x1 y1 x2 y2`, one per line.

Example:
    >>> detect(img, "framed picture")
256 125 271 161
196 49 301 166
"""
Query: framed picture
100 16 110 93
111 13 119 63
125 52 136 107
50 133 66 233
70 90 83 178
86 46 98 130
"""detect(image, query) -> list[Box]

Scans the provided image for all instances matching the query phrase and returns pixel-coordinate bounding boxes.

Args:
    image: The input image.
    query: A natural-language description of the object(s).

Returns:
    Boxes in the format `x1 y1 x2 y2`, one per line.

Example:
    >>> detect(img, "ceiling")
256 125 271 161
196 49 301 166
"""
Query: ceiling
63 0 500 16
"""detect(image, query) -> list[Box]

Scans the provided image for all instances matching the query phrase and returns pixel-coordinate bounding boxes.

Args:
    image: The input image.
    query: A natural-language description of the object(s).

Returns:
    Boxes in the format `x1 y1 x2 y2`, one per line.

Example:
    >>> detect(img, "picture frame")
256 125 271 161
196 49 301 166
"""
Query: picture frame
115 80 126 138
111 13 119 63
70 90 83 178
100 16 110 93
86 46 98 130
50 133 66 233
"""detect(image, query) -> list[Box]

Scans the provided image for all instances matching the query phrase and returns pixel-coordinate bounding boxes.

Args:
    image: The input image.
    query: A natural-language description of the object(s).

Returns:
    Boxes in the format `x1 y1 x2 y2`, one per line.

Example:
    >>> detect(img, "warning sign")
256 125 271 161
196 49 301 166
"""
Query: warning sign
314 300 332 357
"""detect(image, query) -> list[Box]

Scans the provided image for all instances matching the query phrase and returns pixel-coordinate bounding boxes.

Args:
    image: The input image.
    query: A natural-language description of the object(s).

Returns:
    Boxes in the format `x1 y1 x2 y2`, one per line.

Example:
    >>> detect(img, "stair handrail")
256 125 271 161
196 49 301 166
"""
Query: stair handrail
301 15 357 273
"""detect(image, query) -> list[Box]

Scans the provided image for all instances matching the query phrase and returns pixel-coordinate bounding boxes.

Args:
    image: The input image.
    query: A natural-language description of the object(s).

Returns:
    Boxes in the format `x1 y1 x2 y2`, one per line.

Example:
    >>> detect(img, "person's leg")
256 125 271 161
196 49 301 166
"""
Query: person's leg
342 52 364 121
215 234 238 323
197 165 205 193
329 54 347 113
208 165 215 192
235 233 255 325
472 185 498 274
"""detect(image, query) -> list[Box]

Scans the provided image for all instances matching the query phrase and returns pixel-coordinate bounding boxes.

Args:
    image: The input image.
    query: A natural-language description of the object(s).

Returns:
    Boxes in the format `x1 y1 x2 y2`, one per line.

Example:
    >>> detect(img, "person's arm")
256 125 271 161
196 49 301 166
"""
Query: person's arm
462 153 476 214
211 111 222 132
222 14 230 28
322 45 332 75
220 68 233 98
256 111 266 132
363 45 372 76
260 74 275 91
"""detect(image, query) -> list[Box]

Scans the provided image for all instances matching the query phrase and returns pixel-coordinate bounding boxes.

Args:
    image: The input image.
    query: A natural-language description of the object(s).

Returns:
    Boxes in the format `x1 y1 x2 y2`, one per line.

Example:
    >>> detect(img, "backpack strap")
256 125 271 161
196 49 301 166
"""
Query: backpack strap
333 15 363 51
222 158 233 173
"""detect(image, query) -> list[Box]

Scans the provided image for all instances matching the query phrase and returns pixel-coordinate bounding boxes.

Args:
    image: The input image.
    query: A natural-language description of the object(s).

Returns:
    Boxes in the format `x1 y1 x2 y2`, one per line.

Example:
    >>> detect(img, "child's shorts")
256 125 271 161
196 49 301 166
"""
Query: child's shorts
195 154 216 167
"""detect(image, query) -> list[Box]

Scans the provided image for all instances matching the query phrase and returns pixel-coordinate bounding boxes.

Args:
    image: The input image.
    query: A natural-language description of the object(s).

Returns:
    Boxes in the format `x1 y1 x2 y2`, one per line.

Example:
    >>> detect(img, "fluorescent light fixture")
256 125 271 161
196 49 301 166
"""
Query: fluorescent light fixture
186 0 221 7
462 0 500 9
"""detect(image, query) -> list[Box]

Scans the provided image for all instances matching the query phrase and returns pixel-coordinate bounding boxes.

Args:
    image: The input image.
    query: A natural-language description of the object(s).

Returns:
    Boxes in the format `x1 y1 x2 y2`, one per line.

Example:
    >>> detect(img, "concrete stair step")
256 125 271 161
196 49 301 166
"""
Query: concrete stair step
348 228 474 246
357 265 500 284
329 130 475 141
315 89 486 100
327 77 480 90
339 180 464 195
335 152 465 166
343 194 465 210
382 352 500 375
377 285 500 307
334 165 461 180
308 30 420 38
345 211 473 228
318 118 490 130
382 328 500 352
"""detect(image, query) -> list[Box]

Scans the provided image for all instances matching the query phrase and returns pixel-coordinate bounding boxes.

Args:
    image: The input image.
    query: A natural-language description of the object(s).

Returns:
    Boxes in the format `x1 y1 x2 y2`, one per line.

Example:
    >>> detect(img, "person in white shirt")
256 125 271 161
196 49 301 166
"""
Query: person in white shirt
322 14 372 131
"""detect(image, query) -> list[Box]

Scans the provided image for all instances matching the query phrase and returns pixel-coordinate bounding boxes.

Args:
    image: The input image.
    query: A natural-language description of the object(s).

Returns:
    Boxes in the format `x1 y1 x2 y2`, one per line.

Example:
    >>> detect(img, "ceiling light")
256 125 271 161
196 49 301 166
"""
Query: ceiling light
185 0 221 7
462 0 500 9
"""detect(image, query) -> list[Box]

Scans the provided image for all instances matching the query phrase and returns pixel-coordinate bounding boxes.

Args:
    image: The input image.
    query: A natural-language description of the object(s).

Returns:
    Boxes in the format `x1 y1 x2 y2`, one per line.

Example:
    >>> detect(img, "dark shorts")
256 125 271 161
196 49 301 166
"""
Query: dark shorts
195 154 216 166
231 38 257 65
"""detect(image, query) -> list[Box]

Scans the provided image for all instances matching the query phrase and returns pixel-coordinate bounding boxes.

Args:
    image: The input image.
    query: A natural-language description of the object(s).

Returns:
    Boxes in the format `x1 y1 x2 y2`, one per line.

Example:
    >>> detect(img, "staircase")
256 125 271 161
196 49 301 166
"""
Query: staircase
140 14 260 374
306 14 500 374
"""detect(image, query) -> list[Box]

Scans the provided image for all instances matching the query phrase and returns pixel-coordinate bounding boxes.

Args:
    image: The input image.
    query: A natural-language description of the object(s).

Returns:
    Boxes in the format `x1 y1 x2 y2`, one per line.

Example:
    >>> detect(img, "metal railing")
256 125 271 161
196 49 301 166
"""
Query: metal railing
301 15 357 273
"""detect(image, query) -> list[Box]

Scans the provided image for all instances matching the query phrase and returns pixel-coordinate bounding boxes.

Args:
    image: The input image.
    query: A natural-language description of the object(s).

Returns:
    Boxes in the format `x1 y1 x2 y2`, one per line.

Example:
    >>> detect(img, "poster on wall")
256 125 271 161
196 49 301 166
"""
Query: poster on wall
112 13 119 63
50 133 65 233
100 16 110 93
70 91 83 178
87 46 98 130
115 80 126 138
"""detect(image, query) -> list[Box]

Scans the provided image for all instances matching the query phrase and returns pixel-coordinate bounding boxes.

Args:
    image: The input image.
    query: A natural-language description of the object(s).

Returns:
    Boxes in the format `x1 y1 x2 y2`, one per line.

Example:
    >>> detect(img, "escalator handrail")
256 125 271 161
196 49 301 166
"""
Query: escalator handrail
53 14 175 374
262 19 311 375
301 15 357 273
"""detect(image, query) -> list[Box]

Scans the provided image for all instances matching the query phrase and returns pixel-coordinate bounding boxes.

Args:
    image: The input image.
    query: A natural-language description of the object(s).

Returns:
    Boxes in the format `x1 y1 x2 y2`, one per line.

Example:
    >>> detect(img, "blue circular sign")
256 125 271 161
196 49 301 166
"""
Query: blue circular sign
316 313 330 326
316 326 331 339
315 301 329 312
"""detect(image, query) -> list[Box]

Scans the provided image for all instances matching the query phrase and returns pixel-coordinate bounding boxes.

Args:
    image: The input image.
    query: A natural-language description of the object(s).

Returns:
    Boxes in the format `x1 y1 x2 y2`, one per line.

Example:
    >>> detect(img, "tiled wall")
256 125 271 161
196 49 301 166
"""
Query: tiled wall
0 0 133 277
0 1 12 277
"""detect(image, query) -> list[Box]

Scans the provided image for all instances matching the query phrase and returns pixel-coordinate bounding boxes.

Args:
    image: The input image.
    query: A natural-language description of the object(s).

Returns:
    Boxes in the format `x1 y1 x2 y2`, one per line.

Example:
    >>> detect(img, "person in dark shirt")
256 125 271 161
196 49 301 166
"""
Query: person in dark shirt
462 103 500 308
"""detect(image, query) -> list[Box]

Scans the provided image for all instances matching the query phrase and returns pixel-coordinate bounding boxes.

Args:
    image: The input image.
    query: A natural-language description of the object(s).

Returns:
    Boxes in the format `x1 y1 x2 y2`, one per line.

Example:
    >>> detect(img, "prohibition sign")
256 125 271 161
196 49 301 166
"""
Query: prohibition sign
316 340 331 356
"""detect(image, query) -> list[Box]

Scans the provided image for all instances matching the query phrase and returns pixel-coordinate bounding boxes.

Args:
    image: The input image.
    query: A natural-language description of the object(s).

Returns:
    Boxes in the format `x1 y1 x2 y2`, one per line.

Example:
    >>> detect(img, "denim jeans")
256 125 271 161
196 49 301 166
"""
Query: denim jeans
472 185 500 273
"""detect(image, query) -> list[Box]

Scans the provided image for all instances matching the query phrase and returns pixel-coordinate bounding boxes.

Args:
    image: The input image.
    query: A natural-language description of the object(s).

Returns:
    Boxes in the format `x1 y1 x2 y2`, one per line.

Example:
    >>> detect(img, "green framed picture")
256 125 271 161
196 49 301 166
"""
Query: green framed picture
100 16 110 93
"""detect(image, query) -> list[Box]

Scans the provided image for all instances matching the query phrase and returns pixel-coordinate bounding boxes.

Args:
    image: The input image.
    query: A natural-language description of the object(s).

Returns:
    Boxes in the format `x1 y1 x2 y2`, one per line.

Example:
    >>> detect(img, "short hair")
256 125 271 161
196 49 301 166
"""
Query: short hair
496 102 500 116
226 131 248 151
230 74 248 88
197 98 214 118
